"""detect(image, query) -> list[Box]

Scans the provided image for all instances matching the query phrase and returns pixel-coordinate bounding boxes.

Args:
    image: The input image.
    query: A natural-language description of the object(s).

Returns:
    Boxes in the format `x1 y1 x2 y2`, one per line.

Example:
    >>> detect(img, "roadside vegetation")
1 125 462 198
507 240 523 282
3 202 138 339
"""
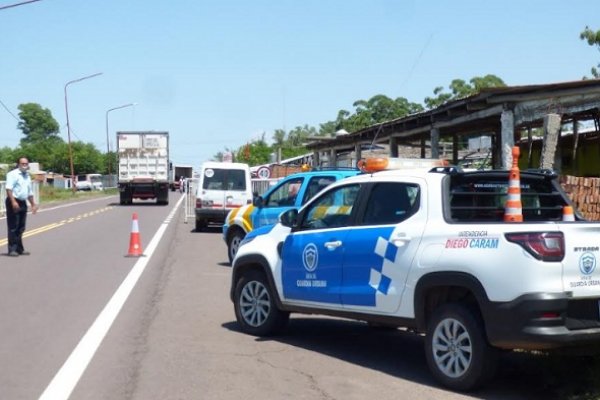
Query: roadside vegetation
39 186 118 205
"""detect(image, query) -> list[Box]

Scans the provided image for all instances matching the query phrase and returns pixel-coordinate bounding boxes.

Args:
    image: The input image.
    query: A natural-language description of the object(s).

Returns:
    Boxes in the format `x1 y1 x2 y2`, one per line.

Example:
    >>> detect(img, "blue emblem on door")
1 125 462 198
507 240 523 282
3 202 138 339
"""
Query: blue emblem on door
303 243 318 272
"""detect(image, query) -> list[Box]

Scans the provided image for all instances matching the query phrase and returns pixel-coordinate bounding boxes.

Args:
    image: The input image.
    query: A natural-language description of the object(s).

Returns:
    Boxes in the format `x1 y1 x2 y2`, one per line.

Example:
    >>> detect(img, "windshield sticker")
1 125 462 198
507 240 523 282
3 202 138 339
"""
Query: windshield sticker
204 168 214 178
473 183 531 189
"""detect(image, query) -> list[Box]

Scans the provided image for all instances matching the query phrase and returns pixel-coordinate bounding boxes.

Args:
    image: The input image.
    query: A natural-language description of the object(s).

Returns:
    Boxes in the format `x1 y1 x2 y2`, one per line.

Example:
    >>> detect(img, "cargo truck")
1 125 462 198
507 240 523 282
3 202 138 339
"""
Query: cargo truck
169 163 194 191
117 131 170 205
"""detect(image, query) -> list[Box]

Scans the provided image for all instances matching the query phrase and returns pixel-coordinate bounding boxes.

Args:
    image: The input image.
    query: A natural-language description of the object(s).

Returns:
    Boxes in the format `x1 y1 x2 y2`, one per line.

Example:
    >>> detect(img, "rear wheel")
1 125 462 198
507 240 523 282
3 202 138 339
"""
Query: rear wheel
227 229 246 264
195 218 206 232
425 303 498 391
233 270 289 336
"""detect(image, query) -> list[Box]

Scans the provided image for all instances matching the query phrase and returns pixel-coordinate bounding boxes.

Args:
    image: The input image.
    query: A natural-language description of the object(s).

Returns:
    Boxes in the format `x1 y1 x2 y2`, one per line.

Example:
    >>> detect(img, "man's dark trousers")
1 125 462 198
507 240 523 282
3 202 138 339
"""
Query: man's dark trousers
5 197 27 254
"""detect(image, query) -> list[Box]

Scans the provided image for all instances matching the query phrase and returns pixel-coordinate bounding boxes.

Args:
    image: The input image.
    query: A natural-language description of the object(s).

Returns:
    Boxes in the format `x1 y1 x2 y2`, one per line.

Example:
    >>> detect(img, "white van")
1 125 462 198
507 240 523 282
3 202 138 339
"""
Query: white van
194 162 252 231
75 173 103 191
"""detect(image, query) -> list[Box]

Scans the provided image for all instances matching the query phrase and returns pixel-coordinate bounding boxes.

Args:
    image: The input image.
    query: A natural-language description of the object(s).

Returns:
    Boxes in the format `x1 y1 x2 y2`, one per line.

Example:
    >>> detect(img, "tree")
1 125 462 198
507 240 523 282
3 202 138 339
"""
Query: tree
234 137 272 165
70 141 104 174
17 103 61 145
580 26 600 78
322 95 423 134
424 75 506 109
16 103 64 171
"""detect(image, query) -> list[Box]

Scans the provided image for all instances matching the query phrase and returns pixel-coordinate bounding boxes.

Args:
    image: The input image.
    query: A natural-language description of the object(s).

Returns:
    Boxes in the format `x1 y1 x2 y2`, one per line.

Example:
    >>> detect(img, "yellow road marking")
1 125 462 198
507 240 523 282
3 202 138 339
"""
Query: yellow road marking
0 207 114 246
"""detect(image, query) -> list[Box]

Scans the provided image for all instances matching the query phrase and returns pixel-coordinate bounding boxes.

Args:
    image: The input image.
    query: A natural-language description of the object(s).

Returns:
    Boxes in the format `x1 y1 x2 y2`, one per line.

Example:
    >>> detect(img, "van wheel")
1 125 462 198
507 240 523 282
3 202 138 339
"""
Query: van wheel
233 270 289 336
227 229 245 264
425 303 498 391
195 218 206 232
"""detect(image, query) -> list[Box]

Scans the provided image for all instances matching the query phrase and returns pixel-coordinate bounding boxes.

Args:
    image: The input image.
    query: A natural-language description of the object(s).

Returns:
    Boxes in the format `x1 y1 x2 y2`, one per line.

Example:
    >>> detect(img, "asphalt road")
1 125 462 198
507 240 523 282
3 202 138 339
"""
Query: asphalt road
0 192 594 399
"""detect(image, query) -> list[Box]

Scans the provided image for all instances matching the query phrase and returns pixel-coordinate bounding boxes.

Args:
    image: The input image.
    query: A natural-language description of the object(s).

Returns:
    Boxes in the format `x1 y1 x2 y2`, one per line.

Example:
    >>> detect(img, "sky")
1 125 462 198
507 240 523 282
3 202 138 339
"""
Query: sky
1 0 599 167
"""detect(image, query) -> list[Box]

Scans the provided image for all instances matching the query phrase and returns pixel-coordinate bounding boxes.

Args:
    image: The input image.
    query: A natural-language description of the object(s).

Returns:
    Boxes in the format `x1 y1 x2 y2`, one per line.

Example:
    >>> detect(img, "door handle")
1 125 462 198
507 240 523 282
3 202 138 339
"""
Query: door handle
324 240 342 250
391 235 412 247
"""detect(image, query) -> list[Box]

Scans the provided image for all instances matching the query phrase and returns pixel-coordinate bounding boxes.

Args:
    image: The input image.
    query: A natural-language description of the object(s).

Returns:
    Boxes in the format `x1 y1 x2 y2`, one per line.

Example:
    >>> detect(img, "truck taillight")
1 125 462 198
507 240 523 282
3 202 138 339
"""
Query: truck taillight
196 198 202 209
505 232 564 262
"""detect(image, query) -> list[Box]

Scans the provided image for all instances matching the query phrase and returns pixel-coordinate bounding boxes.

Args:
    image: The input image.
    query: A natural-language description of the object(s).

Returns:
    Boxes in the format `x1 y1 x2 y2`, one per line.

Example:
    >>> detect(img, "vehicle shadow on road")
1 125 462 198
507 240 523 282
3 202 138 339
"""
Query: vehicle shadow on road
192 226 222 234
222 317 600 400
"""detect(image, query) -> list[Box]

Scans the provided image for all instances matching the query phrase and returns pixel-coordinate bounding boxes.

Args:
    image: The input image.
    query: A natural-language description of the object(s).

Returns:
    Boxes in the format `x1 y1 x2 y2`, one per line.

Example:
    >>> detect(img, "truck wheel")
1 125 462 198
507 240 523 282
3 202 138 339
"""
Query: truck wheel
233 270 289 336
425 303 498 391
227 229 246 264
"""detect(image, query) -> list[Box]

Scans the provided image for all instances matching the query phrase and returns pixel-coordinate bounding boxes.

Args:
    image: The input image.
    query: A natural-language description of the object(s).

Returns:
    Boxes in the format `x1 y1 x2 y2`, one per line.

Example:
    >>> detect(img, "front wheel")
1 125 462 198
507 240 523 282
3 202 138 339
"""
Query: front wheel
227 229 245 264
233 270 289 336
425 303 498 391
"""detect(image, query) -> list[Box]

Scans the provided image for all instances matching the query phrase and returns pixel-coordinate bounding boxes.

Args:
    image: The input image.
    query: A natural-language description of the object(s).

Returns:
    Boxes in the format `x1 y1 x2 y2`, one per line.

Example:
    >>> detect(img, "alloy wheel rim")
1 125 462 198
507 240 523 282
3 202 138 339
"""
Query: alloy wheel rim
432 318 472 378
240 281 270 327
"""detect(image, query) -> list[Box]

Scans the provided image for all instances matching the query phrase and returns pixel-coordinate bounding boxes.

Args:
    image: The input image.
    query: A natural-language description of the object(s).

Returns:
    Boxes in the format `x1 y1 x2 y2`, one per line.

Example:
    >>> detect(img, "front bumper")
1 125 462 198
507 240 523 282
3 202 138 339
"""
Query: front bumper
195 208 229 224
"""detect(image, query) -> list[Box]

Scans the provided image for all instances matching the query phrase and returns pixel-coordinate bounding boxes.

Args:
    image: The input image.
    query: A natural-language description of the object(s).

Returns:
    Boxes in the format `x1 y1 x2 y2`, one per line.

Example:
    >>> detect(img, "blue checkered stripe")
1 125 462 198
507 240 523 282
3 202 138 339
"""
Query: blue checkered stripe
369 236 399 295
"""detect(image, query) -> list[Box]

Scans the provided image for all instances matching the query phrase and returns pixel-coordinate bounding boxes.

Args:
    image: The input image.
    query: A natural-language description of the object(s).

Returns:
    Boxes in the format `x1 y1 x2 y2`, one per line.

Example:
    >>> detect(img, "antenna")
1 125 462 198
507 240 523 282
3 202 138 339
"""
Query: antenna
369 123 384 150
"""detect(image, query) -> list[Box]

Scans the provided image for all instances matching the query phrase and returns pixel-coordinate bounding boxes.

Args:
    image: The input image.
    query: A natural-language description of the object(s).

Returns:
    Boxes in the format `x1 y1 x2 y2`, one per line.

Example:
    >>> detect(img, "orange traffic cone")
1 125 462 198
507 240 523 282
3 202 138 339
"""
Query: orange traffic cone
126 212 144 257
504 146 523 222
562 205 575 221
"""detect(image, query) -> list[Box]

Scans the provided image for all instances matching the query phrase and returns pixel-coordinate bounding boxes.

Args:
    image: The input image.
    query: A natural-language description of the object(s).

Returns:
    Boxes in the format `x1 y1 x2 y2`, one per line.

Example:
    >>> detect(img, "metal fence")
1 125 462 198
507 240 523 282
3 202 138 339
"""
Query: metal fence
181 178 281 225
183 178 198 223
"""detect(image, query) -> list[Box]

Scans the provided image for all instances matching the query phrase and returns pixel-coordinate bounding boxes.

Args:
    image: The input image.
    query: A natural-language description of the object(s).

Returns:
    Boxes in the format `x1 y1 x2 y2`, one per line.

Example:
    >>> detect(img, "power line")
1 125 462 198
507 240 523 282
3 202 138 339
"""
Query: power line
0 0 42 11
0 98 20 121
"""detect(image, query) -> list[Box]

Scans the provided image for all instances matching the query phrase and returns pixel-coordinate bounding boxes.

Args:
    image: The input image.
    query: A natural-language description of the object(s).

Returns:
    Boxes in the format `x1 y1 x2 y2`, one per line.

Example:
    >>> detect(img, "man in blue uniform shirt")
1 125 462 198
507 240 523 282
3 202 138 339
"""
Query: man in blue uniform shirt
5 157 38 257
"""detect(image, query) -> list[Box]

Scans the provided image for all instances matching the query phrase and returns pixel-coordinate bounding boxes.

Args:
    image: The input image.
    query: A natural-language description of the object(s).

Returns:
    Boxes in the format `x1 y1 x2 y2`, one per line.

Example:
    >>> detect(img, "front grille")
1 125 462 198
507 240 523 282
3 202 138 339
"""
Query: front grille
566 299 600 330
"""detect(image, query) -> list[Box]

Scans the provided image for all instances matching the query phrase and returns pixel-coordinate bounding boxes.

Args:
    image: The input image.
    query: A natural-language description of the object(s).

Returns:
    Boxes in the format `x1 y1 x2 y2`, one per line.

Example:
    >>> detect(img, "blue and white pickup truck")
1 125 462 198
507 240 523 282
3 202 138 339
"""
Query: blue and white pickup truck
229 158 600 391
222 168 360 263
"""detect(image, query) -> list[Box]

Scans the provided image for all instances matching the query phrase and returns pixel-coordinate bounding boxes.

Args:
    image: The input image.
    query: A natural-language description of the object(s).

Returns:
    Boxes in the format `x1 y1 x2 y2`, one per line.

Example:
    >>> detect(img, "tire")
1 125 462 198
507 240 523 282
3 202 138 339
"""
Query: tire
425 303 498 391
195 218 206 232
227 229 246 264
233 270 289 336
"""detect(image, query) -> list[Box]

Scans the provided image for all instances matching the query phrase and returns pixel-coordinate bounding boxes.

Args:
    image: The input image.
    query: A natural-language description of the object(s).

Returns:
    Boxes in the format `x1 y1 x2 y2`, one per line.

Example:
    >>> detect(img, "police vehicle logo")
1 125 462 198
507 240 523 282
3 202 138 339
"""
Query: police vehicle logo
579 252 597 275
302 243 318 272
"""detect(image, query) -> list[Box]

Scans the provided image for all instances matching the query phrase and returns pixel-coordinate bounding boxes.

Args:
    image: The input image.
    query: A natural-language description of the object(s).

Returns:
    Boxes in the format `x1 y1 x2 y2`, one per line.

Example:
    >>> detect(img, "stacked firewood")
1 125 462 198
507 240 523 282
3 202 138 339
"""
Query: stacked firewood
560 175 600 221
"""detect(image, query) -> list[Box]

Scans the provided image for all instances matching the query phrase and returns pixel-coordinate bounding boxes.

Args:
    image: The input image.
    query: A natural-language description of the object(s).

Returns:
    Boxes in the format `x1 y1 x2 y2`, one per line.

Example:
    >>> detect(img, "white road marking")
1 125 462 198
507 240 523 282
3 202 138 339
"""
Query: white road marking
38 195 185 400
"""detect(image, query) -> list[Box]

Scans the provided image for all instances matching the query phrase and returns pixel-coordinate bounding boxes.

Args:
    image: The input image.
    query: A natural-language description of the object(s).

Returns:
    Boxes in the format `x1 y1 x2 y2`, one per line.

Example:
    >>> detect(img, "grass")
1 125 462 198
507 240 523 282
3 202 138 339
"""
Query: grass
39 186 118 205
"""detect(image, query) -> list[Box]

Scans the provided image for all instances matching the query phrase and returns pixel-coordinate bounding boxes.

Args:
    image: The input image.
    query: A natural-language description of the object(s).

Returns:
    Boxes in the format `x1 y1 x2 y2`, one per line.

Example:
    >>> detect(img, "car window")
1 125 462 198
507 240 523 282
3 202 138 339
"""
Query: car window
449 174 565 222
300 184 360 230
301 176 336 205
265 177 304 207
361 182 420 225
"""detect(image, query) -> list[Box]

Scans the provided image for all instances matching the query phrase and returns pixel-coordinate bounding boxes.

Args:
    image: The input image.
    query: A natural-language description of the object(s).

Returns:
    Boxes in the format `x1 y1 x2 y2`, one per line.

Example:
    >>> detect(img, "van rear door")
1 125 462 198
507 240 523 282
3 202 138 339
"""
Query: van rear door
201 167 251 211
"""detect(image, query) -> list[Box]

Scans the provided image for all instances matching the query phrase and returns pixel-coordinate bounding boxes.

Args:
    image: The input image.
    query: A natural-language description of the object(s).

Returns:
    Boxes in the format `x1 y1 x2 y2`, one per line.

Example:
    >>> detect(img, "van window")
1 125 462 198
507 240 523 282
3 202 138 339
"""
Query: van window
203 168 247 191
